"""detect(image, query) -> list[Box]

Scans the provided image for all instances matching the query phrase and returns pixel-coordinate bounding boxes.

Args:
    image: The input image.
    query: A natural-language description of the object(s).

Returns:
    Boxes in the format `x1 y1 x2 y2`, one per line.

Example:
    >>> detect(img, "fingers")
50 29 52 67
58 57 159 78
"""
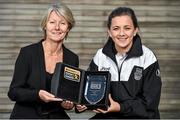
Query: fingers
61 100 74 110
76 105 87 112
92 94 111 114
107 93 121 112
51 97 63 101
76 105 87 109
92 94 120 114
93 108 107 114
39 90 74 109
108 94 113 103
93 109 100 113
39 90 62 102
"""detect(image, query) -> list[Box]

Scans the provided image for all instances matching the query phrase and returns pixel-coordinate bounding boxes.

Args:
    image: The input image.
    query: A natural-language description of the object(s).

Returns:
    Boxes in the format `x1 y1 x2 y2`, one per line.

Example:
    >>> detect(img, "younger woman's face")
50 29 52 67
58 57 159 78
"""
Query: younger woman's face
108 15 138 53
46 10 69 42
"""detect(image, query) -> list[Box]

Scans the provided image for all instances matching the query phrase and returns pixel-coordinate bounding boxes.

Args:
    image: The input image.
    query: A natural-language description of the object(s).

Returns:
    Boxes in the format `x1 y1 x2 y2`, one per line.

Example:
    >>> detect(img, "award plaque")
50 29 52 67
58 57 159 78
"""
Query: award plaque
51 62 111 110
84 75 106 105
51 62 83 103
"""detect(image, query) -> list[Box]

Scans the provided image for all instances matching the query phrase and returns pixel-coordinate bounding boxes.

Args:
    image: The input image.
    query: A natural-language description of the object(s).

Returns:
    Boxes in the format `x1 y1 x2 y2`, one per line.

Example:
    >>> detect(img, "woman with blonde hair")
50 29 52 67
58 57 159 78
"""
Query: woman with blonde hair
8 4 78 119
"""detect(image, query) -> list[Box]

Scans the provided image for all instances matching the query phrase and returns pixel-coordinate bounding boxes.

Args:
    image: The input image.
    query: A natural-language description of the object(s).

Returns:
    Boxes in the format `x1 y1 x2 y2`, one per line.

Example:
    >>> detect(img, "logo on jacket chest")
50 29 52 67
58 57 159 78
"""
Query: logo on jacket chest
100 67 110 71
134 67 143 80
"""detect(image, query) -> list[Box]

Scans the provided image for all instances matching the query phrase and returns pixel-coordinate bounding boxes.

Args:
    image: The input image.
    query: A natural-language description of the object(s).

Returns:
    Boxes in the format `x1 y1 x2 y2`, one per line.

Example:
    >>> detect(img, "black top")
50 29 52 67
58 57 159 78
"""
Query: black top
46 72 53 92
41 72 59 115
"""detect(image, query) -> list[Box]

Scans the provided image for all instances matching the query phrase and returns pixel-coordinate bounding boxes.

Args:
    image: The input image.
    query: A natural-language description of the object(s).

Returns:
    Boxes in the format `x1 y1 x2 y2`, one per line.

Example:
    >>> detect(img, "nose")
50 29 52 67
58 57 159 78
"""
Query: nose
119 29 125 36
55 23 60 30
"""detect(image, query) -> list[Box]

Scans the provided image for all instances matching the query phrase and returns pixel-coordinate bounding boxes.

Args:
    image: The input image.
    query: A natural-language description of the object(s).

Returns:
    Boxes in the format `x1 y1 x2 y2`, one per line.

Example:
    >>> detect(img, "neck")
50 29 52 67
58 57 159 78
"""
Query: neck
43 40 63 56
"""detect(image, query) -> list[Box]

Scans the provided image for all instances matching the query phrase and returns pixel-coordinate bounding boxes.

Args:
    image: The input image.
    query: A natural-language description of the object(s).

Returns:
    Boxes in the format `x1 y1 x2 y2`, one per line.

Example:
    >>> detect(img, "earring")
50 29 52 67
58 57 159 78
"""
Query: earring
134 33 136 36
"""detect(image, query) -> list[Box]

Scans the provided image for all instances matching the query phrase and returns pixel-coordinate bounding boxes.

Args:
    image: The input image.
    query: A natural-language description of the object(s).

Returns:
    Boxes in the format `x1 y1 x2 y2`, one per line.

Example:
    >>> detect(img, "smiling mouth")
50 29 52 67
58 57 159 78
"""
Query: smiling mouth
118 38 127 41
52 32 62 35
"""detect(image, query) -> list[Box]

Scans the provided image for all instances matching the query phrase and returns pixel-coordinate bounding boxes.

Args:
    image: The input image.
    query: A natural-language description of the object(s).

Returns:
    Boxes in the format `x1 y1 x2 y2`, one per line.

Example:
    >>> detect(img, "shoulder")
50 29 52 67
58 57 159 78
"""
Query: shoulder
93 48 105 63
95 48 103 56
63 45 79 64
20 41 41 53
142 45 158 68
21 41 41 50
93 48 103 58
63 45 78 58
17 41 42 60
63 45 79 67
142 45 157 60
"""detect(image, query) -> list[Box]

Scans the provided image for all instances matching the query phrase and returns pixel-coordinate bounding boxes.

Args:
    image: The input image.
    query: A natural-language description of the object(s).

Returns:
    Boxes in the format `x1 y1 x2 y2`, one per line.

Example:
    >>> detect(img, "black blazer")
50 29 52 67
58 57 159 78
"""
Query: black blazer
8 40 79 119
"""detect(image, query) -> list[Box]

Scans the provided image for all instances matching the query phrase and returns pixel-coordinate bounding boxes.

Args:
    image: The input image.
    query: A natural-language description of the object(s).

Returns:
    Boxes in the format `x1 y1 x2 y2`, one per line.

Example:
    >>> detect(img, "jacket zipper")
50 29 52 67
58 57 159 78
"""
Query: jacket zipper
115 57 127 81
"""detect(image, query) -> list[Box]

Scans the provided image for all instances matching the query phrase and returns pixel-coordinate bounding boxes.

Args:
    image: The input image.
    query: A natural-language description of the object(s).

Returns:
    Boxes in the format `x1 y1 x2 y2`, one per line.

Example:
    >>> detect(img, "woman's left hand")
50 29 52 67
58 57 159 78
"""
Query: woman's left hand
93 94 120 114
61 100 74 110
76 104 87 112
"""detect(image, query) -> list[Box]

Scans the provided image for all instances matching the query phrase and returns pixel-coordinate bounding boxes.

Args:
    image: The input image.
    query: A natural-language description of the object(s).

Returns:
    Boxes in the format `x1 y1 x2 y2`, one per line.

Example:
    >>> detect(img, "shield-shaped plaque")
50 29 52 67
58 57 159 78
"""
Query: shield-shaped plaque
84 75 106 105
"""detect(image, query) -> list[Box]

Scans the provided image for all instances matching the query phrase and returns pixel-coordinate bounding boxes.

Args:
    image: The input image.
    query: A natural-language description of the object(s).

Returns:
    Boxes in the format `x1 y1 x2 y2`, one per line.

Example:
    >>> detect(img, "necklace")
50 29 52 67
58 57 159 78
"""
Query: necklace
45 50 62 56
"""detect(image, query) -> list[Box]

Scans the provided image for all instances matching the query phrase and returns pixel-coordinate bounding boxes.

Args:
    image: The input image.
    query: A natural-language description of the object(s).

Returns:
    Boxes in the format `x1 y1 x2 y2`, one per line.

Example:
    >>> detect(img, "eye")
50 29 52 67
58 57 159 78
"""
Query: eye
61 21 68 25
124 27 131 30
112 27 119 31
61 22 65 25
49 21 55 24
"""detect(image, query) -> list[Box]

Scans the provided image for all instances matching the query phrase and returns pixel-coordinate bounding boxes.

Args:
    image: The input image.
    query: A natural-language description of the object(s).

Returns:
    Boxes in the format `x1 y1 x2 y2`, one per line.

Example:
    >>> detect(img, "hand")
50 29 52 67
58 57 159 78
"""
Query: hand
61 100 74 110
39 90 62 103
93 94 120 114
76 104 87 112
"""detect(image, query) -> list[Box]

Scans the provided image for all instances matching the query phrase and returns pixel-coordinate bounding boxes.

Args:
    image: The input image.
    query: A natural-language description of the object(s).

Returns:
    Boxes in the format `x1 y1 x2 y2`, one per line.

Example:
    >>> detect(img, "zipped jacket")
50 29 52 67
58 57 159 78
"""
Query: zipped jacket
89 35 162 119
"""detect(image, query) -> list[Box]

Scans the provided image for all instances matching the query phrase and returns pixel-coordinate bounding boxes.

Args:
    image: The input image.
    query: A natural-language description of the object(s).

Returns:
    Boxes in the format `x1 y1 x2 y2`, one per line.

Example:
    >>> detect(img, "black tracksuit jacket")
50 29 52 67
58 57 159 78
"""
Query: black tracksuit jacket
89 35 162 119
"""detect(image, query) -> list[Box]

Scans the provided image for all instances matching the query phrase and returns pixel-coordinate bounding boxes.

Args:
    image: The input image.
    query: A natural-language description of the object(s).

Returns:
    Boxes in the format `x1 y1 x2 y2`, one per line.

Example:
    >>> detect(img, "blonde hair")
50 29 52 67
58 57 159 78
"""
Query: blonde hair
40 4 75 39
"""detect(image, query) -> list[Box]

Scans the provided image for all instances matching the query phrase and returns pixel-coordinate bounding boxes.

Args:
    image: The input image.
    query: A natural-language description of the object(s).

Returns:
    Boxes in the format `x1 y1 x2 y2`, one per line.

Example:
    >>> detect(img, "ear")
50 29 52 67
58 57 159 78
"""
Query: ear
134 27 139 36
108 29 112 38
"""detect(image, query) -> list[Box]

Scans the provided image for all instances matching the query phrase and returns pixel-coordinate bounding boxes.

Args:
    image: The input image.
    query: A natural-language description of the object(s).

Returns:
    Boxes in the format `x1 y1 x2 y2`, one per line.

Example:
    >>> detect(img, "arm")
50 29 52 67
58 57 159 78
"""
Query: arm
87 59 98 71
120 61 162 118
8 48 40 103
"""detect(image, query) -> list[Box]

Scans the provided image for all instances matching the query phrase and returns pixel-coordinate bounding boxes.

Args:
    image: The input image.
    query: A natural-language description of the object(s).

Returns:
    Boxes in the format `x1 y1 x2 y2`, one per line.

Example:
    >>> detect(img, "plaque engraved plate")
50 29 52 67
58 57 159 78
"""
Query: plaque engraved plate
84 75 106 105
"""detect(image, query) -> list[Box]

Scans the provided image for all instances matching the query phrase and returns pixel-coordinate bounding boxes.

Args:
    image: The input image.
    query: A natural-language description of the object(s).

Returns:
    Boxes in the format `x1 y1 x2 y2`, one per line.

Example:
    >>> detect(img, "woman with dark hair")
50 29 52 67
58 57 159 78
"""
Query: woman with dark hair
77 7 162 119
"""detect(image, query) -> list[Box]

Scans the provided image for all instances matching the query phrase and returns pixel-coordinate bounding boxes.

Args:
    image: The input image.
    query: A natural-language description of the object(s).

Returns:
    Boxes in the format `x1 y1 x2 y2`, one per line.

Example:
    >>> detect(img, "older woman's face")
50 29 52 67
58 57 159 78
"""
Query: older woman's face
108 15 138 53
46 10 69 42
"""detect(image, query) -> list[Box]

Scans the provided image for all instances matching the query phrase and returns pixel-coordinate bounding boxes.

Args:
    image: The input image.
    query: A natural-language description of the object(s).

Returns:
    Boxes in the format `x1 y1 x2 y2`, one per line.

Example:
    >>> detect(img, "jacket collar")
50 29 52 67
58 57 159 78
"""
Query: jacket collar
102 35 143 62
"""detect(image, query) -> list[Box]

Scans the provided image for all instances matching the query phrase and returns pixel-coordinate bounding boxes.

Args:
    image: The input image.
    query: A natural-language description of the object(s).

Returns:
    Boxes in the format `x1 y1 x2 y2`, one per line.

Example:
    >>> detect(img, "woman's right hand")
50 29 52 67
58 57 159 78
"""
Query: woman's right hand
39 90 62 103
